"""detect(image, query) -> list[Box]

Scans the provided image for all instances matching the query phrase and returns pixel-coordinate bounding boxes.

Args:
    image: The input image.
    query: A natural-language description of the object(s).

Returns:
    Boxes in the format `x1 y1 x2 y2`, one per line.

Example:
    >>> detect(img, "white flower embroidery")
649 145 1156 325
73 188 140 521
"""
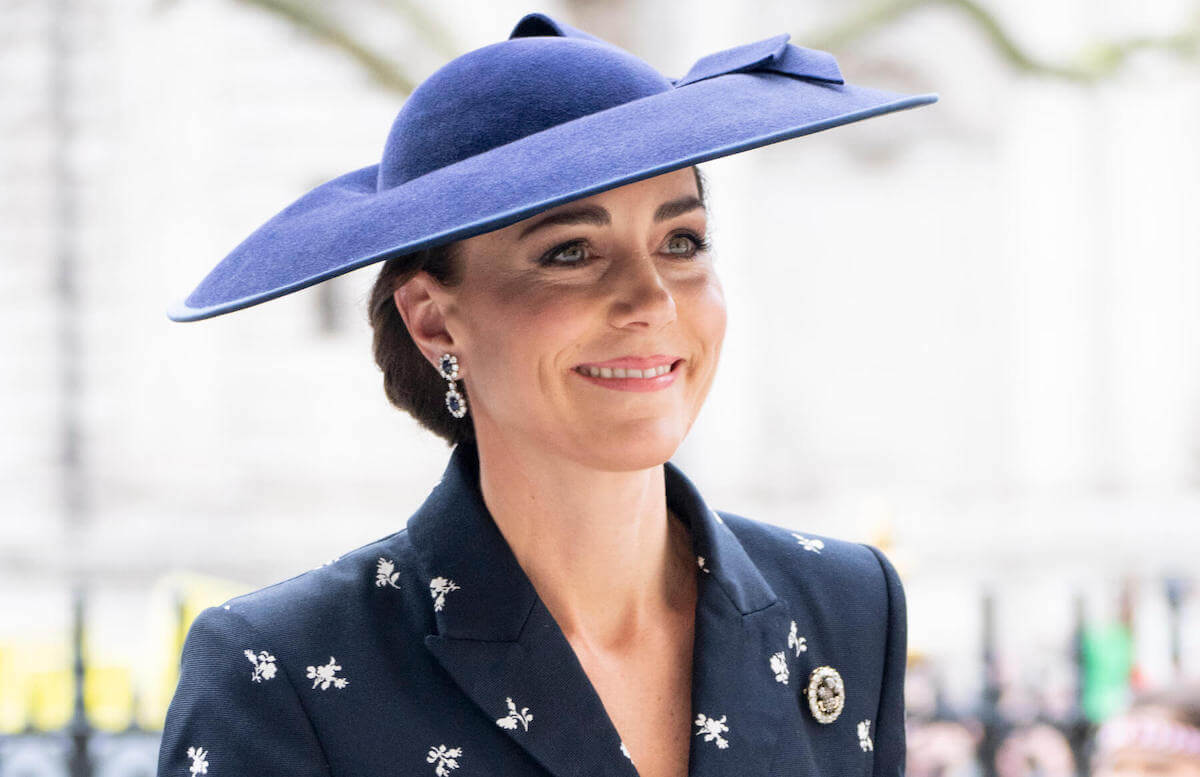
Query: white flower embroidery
305 656 349 690
769 650 789 684
430 576 461 612
426 744 462 775
495 696 533 731
858 719 874 751
791 533 824 553
697 555 711 573
620 740 633 762
788 620 808 656
376 557 402 589
244 649 277 682
186 745 209 775
695 712 730 749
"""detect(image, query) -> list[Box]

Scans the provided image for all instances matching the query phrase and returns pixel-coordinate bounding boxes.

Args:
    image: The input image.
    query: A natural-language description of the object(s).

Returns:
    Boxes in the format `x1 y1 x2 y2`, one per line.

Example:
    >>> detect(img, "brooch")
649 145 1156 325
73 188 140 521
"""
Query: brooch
803 665 845 723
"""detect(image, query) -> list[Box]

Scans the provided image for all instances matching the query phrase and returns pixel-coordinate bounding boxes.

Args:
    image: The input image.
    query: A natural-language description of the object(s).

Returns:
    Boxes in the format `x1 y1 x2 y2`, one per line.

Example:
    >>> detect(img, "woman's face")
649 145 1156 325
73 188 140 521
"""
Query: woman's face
401 167 726 470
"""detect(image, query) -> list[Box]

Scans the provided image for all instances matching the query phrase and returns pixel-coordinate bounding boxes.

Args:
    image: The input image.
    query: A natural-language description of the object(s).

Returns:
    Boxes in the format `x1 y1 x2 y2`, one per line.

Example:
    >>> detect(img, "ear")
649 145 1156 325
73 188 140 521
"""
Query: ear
392 272 459 372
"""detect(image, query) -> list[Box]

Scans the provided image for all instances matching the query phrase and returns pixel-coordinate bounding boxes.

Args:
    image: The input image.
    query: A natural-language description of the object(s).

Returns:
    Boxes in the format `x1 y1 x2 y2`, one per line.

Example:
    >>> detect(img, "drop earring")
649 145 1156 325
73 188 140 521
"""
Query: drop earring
438 353 468 419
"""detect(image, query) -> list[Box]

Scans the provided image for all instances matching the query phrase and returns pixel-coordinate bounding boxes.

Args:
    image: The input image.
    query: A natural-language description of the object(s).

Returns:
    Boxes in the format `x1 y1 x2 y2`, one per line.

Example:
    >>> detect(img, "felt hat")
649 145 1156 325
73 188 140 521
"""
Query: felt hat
167 11 938 322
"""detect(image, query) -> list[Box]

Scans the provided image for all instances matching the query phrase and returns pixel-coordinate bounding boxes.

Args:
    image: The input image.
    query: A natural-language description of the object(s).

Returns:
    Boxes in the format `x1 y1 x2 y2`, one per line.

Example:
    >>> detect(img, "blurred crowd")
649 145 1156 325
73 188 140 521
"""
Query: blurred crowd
906 656 1200 777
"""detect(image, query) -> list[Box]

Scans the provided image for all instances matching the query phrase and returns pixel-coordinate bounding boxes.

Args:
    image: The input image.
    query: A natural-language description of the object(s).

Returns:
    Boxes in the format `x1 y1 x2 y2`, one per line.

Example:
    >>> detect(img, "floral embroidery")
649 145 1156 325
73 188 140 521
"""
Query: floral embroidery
697 555 711 573
244 649 277 682
858 719 874 751
695 712 730 749
495 696 533 731
426 744 462 775
788 620 808 656
430 576 461 612
769 650 789 683
305 656 349 690
376 557 403 589
620 740 633 762
186 745 209 775
791 533 824 553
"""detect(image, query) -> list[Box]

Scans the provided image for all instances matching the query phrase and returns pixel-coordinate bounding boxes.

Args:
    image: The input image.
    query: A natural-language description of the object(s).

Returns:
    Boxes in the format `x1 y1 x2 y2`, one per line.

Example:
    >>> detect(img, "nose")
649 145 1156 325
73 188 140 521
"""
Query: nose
607 251 677 328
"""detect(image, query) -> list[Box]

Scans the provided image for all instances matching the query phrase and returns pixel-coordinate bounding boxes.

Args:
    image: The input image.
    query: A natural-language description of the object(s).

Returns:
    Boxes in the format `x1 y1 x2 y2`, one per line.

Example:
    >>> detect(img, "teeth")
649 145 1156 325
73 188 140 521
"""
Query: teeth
576 362 675 379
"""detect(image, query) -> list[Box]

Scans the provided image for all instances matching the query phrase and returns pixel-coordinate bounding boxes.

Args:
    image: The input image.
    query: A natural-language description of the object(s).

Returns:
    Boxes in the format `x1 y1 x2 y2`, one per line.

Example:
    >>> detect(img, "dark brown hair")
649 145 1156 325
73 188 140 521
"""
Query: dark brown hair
367 166 709 448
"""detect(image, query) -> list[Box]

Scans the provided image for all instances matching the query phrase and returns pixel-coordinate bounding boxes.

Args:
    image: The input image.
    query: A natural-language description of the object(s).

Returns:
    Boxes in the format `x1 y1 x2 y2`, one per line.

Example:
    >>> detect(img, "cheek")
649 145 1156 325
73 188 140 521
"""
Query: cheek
708 287 728 336
685 273 728 342
473 284 596 374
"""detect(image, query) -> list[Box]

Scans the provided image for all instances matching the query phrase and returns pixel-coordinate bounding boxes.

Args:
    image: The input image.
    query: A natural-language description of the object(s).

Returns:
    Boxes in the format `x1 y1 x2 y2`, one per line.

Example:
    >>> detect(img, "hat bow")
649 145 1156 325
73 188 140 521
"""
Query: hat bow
672 33 845 88
508 13 844 89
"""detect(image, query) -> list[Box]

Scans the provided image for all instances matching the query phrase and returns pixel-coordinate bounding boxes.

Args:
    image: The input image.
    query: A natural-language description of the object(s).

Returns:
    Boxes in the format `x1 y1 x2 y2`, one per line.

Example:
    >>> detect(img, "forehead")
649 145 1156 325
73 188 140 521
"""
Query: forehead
567 166 700 207
534 167 698 221
508 168 702 235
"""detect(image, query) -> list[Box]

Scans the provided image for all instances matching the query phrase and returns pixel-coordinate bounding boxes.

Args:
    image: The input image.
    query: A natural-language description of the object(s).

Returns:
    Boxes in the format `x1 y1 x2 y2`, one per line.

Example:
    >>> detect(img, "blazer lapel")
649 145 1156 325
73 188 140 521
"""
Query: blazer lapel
666 452 800 777
407 440 801 777
409 441 636 777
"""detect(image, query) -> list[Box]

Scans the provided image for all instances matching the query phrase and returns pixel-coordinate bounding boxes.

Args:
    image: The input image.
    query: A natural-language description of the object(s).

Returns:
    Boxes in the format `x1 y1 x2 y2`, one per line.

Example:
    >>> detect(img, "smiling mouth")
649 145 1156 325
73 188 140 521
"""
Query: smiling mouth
573 359 683 379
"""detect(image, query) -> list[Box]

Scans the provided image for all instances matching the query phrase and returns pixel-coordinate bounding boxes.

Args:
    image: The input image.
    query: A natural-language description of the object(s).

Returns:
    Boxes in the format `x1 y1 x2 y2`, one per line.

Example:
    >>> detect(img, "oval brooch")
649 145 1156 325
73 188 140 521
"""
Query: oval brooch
803 665 845 724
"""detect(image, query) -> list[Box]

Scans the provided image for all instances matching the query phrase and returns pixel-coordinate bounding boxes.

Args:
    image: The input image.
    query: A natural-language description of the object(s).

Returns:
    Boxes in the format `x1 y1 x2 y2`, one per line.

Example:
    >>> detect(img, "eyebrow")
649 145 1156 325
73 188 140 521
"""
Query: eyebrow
517 195 706 241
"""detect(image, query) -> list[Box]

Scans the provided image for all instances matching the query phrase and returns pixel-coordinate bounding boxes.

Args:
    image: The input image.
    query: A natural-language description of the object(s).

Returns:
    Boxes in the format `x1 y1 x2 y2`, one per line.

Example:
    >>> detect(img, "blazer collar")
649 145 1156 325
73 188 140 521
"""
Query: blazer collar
407 440 802 777
408 439 779 641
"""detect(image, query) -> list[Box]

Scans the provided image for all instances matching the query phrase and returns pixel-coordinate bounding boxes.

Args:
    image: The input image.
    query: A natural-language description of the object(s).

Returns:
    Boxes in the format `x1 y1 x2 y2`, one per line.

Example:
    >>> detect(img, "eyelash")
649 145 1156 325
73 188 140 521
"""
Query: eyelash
535 230 711 268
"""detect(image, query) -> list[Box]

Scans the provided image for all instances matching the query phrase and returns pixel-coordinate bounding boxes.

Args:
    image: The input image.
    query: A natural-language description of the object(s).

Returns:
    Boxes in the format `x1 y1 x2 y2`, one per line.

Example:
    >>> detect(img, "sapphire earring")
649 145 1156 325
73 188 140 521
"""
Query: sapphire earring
438 353 468 419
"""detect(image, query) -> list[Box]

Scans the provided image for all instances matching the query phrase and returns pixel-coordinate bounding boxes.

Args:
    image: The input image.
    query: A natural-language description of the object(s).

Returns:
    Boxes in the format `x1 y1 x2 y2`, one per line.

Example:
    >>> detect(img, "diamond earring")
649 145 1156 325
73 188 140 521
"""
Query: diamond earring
438 353 468 419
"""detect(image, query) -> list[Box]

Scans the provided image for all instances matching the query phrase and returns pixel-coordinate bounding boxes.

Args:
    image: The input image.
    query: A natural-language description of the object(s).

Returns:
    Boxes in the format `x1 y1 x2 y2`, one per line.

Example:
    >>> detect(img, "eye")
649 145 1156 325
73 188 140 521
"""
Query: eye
537 239 590 267
666 230 711 257
536 230 711 268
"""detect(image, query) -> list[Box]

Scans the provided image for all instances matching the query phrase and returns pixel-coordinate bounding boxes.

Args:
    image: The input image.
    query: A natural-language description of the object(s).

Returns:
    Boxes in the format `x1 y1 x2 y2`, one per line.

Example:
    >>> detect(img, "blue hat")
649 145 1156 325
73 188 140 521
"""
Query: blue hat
167 11 938 322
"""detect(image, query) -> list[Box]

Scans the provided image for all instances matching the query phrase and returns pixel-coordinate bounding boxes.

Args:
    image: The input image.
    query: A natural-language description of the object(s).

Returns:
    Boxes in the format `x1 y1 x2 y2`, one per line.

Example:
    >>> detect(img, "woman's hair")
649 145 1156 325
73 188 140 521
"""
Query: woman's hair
367 166 709 448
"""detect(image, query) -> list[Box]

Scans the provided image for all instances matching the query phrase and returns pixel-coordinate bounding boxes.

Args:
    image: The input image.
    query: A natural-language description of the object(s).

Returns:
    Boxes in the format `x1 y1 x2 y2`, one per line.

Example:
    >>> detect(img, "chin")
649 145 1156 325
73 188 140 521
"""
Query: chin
572 429 685 471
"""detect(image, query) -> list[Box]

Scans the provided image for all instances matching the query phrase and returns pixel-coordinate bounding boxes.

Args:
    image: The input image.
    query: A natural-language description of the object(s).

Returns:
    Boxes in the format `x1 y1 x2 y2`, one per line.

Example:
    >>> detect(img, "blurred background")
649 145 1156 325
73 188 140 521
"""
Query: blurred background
2 0 1198 775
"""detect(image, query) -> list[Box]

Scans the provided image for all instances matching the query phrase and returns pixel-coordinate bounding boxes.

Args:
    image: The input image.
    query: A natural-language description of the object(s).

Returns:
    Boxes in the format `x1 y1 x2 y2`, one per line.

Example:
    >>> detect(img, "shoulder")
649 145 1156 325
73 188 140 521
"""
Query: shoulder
164 531 430 777
713 508 903 635
196 526 433 653
714 508 888 577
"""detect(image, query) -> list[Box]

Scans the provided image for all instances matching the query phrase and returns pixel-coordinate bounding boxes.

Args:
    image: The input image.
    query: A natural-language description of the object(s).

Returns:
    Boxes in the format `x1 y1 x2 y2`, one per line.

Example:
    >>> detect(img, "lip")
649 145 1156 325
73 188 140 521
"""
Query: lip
574 354 680 370
572 358 683 393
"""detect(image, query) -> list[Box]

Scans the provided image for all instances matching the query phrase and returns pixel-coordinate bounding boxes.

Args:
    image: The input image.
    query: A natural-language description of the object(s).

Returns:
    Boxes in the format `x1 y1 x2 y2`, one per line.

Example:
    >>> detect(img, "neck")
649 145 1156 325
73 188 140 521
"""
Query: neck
474 435 697 655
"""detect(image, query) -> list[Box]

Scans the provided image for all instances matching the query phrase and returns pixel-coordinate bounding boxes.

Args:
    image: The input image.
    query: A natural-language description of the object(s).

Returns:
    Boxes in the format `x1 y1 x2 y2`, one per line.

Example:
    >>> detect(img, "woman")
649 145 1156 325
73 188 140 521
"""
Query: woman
158 11 936 777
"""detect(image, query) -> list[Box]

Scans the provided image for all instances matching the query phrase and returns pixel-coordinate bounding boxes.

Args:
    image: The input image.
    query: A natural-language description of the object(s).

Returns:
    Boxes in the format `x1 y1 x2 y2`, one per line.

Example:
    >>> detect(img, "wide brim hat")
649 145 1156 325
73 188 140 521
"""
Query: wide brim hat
167 11 938 322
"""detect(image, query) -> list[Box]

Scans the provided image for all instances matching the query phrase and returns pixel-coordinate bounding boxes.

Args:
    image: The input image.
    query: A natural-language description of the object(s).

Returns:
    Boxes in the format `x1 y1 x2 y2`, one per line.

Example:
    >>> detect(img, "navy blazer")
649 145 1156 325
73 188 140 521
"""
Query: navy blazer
157 440 907 777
